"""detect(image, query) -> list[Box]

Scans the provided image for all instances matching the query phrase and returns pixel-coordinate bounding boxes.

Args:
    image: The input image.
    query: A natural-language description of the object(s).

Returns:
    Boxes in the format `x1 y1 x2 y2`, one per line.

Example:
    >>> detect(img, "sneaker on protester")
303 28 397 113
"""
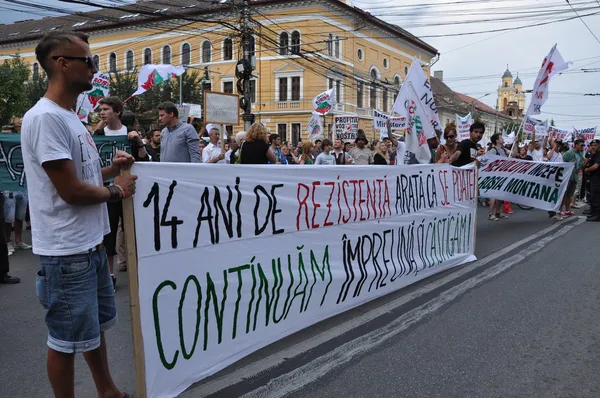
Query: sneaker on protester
488 214 499 221
564 210 576 217
550 214 563 221
7 243 15 255
558 211 566 217
571 202 583 209
14 242 32 250
496 213 509 219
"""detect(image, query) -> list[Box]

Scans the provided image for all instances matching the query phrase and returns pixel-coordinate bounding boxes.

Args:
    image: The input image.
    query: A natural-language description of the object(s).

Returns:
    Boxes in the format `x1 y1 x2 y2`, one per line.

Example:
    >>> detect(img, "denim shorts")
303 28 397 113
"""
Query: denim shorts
2 191 28 223
36 246 117 353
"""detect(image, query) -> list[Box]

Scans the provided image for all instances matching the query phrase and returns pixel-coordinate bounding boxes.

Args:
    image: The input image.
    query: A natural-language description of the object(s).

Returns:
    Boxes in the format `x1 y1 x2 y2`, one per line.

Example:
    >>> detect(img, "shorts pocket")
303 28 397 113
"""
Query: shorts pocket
58 255 92 280
36 270 50 309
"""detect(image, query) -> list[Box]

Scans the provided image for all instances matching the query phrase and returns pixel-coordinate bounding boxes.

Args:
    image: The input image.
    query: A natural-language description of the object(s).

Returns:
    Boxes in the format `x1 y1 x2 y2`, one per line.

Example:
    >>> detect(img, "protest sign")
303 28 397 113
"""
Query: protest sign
335 115 359 141
129 162 478 398
393 58 442 133
574 126 596 145
176 104 191 123
187 104 203 119
456 113 473 141
203 91 240 125
478 154 574 211
76 72 111 121
312 88 335 115
523 116 545 139
548 126 573 142
0 133 130 191
373 110 407 132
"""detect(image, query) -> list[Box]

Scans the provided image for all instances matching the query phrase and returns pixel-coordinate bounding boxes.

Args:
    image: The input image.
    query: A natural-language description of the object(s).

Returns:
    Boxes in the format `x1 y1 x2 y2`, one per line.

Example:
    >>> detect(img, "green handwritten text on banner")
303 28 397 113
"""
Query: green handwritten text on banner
0 133 130 192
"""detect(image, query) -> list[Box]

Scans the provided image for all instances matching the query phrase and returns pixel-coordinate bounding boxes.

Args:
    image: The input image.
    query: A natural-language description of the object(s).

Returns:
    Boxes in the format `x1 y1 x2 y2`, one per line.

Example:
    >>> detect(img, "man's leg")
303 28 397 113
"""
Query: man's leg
83 333 122 398
47 349 75 398
13 192 31 249
0 194 18 282
116 219 127 272
3 192 15 251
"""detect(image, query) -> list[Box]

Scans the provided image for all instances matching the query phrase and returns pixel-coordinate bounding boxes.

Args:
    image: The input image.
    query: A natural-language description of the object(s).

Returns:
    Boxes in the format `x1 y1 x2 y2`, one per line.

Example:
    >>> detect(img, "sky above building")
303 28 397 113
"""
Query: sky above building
1 0 599 128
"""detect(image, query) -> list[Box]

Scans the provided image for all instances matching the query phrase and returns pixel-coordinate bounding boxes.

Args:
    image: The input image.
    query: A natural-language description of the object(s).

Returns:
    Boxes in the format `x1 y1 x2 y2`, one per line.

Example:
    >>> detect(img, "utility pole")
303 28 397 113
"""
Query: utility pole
239 0 255 131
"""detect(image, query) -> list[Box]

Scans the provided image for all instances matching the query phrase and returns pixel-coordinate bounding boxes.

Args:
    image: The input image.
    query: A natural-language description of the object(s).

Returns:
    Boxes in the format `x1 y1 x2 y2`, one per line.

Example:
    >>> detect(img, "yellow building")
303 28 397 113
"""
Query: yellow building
0 0 438 143
496 66 526 117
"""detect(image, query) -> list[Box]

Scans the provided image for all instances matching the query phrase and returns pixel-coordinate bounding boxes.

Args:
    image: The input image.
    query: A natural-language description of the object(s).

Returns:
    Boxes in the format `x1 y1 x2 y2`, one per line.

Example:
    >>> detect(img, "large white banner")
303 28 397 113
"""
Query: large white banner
478 154 574 211
131 162 477 398
456 113 473 141
574 126 597 145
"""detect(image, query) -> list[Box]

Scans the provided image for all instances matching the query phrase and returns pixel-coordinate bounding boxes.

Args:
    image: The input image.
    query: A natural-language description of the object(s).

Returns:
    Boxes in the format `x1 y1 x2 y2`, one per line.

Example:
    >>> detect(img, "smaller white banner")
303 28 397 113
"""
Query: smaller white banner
548 126 573 142
456 113 473 141
373 110 407 131
574 126 597 145
478 154 574 211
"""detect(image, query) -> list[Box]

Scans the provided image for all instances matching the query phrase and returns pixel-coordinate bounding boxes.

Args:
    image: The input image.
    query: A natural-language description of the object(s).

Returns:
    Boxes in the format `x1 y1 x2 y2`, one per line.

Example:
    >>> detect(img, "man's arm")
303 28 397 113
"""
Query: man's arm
186 127 201 163
449 149 462 163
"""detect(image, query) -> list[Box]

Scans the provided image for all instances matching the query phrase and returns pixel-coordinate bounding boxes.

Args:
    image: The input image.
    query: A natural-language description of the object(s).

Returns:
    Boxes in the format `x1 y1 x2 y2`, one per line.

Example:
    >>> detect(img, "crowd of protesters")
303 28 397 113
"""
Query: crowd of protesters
1 31 599 398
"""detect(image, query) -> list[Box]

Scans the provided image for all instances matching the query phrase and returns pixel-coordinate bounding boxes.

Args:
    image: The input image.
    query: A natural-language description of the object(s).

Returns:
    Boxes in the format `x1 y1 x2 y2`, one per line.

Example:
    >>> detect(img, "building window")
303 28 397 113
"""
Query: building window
32 62 40 80
109 52 117 72
92 55 100 71
223 38 233 61
143 48 152 65
329 78 341 104
202 41 211 63
182 43 191 66
504 82 508 87
370 85 377 109
394 75 401 87
126 50 134 70
250 79 256 103
277 123 288 142
357 81 364 108
383 57 388 69
291 31 301 55
223 81 233 94
291 123 301 146
357 48 364 61
327 33 333 56
334 36 340 58
279 78 288 101
162 46 171 64
291 76 300 101
383 88 388 112
279 32 289 55
503 97 508 108
404 66 408 75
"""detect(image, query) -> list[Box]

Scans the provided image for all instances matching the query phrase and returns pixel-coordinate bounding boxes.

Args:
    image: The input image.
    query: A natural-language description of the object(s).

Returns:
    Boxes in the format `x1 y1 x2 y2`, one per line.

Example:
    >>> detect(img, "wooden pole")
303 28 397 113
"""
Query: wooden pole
122 171 147 398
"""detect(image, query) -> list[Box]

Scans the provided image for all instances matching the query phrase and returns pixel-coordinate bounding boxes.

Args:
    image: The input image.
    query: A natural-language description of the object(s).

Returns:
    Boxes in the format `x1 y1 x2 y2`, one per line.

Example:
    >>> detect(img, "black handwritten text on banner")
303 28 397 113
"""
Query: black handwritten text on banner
132 163 478 398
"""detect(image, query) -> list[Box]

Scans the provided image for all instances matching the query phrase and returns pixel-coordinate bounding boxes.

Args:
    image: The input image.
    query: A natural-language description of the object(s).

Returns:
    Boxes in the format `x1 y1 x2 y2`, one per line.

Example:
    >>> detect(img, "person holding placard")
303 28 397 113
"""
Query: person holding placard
21 32 135 398
203 126 227 164
450 122 484 167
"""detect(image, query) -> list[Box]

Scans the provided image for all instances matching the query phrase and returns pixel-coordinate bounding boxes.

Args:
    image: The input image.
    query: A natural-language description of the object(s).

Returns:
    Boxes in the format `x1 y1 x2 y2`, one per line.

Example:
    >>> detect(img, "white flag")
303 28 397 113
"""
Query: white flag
306 112 323 140
527 44 571 115
312 88 335 115
535 120 549 137
456 113 473 141
393 57 442 134
505 131 515 146
403 82 432 164
132 64 185 96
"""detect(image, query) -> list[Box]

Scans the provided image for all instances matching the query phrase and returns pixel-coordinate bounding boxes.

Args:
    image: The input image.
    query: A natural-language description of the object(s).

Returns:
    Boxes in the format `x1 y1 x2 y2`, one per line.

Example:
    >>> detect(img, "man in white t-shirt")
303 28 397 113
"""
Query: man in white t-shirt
528 139 544 161
20 32 136 398
202 126 227 163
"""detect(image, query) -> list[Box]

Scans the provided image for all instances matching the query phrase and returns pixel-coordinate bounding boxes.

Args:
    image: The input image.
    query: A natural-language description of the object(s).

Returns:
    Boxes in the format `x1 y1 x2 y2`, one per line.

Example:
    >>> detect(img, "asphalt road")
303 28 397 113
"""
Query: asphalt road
0 206 596 397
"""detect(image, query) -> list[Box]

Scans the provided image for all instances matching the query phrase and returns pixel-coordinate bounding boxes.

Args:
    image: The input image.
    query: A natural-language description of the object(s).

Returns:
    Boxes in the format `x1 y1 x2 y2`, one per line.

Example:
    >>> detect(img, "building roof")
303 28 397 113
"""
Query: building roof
514 73 522 85
431 76 510 119
502 66 513 79
0 0 438 56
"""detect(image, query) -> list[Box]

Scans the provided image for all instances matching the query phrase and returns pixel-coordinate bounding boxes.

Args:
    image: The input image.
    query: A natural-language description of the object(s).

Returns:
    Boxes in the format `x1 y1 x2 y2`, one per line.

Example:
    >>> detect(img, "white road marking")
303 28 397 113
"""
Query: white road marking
238 217 585 398
186 218 580 397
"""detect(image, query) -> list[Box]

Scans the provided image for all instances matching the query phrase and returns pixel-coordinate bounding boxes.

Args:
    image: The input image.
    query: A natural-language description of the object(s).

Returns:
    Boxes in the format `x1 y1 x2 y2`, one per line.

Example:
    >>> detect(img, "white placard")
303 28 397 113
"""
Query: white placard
478 154 574 211
334 115 359 141
456 113 473 141
204 91 240 124
131 162 478 398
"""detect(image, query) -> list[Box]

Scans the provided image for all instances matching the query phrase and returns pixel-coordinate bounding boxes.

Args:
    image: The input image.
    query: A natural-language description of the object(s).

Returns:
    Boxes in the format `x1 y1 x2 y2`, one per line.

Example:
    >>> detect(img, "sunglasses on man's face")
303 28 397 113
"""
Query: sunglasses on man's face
446 135 456 139
51 55 95 69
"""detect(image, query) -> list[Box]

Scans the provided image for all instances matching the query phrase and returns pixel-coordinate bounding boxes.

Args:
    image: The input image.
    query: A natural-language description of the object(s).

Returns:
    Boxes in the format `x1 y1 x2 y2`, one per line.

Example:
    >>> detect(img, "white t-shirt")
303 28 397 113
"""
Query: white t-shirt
528 148 544 161
547 151 563 163
315 152 336 165
202 142 226 164
21 98 110 256
103 125 127 136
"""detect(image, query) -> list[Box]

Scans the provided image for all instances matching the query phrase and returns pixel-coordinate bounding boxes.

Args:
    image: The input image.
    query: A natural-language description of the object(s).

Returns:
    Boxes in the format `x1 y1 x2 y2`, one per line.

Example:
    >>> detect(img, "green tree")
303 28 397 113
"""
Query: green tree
0 56 30 125
109 69 140 113
26 72 48 109
171 70 203 105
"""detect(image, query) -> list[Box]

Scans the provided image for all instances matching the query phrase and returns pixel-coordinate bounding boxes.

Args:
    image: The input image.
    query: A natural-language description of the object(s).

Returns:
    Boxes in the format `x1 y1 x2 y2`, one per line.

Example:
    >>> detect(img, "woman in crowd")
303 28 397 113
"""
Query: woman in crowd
436 123 459 163
239 123 277 164
282 145 297 165
299 141 315 164
373 140 391 165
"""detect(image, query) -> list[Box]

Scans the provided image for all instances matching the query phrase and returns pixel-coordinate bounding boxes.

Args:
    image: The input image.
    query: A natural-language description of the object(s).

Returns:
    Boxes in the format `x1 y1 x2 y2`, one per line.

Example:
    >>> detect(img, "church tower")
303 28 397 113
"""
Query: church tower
497 65 513 111
497 65 526 117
